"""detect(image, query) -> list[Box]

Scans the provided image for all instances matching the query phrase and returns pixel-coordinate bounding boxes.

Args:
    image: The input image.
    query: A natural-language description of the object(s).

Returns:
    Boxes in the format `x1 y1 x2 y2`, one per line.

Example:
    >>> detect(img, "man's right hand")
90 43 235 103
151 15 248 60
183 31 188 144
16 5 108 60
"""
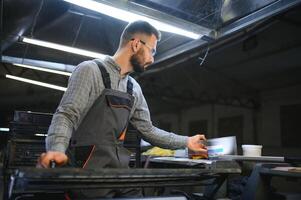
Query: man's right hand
37 151 68 168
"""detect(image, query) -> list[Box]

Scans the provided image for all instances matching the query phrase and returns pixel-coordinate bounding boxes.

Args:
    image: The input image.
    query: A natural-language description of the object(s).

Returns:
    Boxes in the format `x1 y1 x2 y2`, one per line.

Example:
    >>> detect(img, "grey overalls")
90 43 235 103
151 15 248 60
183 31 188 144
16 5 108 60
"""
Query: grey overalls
68 60 140 198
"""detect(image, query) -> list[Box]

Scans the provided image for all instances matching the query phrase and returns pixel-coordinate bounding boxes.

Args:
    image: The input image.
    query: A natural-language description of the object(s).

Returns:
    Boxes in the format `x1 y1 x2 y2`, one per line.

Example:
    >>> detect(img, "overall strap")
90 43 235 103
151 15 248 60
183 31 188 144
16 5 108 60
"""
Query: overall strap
94 60 111 89
127 77 133 96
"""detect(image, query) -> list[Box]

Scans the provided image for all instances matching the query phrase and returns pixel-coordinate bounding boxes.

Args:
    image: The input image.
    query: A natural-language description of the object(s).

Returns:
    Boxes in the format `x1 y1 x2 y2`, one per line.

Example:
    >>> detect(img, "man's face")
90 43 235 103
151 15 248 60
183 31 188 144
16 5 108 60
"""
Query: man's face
130 34 157 73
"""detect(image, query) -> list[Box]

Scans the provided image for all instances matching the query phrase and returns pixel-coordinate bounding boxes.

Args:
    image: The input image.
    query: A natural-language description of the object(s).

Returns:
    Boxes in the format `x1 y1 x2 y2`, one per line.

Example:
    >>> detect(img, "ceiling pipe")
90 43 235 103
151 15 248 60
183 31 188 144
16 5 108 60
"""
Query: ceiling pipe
2 55 76 73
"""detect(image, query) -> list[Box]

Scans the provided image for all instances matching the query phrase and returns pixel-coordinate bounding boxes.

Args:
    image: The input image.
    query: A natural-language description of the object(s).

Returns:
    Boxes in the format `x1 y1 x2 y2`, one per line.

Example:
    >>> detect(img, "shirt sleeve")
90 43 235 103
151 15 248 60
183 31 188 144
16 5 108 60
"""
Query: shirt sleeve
46 61 103 153
129 81 188 150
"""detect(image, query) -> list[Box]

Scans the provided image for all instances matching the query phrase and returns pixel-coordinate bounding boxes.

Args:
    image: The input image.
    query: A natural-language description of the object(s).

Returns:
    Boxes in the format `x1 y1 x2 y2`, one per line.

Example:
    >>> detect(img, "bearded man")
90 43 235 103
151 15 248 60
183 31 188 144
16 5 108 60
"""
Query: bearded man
38 20 207 198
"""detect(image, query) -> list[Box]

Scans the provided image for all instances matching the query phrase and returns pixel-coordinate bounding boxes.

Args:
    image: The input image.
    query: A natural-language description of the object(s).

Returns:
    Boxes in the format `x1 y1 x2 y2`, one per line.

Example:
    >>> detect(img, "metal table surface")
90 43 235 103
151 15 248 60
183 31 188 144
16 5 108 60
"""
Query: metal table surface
8 165 240 188
219 155 285 162
4 161 241 199
148 156 241 172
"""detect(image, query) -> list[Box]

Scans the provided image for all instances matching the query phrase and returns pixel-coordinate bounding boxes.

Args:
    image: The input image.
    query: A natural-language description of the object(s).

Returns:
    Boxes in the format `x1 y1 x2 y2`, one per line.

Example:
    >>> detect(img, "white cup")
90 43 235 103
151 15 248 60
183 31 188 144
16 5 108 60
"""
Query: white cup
242 145 262 157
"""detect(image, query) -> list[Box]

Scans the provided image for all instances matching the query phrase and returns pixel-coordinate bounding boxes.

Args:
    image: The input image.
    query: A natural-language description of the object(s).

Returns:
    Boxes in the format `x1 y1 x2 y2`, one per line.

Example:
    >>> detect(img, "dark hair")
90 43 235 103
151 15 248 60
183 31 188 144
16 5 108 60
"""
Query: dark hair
119 21 161 47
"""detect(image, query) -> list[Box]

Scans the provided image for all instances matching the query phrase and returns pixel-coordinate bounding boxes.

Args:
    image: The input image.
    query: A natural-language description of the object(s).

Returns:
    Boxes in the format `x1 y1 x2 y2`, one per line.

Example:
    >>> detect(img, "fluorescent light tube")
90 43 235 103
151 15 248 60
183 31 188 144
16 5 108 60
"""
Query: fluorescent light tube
0 128 9 132
63 0 201 39
21 37 106 59
13 63 72 76
6 74 67 91
35 133 48 137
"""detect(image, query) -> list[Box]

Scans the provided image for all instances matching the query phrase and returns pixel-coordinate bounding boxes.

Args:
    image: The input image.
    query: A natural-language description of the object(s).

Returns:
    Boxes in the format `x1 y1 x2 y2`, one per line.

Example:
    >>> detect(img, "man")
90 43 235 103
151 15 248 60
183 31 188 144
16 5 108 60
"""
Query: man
38 20 207 197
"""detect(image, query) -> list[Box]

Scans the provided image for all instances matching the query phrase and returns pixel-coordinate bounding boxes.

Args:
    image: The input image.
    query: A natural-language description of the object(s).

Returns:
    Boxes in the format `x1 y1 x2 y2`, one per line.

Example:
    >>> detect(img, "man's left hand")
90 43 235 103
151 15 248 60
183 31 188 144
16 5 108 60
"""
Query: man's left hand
187 134 207 153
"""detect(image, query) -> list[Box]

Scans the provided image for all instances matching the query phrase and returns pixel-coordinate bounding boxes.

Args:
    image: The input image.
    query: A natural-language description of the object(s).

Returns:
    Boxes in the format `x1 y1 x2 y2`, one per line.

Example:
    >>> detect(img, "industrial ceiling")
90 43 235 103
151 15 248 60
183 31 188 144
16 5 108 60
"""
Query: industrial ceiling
1 0 301 127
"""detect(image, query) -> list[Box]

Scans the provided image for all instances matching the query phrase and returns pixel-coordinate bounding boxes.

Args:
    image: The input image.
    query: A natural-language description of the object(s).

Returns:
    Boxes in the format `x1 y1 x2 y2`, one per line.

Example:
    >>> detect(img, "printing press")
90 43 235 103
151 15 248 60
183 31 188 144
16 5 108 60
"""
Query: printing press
1 111 241 200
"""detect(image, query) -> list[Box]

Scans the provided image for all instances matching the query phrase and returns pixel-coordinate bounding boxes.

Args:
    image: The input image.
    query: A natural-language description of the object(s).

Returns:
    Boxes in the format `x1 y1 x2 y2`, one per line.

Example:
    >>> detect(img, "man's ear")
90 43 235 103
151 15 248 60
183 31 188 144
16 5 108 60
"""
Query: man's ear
131 39 140 53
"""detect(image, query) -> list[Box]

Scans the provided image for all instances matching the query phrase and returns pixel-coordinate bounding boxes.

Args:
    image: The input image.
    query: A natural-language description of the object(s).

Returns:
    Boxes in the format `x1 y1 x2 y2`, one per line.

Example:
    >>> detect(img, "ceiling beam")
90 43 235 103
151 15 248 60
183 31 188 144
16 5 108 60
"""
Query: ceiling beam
217 0 301 38
139 0 301 77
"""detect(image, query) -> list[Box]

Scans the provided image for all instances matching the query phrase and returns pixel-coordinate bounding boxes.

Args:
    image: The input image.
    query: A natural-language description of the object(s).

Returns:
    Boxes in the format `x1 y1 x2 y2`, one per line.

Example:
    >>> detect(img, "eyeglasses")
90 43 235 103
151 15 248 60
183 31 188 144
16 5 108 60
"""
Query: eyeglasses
131 38 156 56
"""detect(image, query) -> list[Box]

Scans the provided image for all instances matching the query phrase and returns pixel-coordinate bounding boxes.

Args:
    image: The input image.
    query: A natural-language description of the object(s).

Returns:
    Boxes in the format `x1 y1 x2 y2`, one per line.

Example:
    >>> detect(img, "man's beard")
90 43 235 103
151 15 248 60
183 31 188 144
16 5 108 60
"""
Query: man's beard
130 53 145 73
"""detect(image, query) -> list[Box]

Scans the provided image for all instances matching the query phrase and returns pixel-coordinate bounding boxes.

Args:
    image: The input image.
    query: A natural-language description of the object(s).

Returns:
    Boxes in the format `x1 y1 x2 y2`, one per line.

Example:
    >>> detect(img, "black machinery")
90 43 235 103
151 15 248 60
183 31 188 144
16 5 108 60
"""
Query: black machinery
5 111 52 168
1 111 241 200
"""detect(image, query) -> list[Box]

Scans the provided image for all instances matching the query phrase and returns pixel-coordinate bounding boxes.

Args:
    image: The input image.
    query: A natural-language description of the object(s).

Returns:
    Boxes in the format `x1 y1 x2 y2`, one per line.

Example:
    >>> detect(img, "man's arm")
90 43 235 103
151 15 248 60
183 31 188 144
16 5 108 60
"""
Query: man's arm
130 80 206 152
